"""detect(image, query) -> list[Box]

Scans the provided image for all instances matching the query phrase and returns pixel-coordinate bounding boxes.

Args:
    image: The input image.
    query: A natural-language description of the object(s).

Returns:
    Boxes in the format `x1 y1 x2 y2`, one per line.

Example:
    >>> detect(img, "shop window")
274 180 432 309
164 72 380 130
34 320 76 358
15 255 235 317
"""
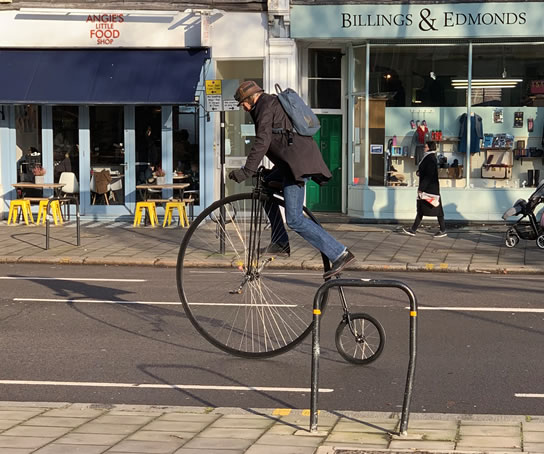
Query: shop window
351 46 366 186
89 106 125 205
173 105 199 205
308 49 342 109
53 106 79 184
15 105 42 185
468 44 544 189
367 45 468 187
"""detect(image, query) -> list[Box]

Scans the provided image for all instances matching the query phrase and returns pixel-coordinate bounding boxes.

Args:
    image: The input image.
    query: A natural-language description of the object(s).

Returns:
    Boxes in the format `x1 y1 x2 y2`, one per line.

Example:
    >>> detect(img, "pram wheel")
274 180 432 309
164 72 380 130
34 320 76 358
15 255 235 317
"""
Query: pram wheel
537 234 544 250
505 228 520 248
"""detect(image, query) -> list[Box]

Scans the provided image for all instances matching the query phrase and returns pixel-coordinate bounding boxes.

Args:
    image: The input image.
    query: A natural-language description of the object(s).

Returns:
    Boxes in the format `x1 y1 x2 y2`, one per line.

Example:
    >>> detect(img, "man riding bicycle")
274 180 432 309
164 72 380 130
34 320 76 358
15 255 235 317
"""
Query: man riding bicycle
229 80 355 279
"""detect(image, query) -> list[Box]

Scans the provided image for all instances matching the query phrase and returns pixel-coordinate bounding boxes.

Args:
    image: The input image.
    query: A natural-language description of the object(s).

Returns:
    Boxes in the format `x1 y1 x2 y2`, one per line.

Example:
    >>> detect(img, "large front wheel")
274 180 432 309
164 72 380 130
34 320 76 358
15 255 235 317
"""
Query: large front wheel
177 192 329 358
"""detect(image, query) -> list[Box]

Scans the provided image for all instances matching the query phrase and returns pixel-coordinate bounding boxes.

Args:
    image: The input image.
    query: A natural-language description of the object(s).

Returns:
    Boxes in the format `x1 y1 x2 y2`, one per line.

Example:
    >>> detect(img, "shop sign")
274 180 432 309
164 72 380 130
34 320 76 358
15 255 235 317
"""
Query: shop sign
0 10 200 47
291 2 544 39
87 13 124 45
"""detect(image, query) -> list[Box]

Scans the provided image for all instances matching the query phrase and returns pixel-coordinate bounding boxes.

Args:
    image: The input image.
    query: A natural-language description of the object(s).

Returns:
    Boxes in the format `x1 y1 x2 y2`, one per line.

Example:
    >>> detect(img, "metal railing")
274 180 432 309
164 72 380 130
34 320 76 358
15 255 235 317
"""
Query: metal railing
309 278 418 436
45 196 81 250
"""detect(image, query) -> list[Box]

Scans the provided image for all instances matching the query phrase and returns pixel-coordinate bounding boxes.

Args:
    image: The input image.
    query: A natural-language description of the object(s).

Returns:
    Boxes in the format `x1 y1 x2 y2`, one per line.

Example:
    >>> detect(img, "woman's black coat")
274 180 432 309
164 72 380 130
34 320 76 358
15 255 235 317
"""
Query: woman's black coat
416 152 444 217
244 93 332 184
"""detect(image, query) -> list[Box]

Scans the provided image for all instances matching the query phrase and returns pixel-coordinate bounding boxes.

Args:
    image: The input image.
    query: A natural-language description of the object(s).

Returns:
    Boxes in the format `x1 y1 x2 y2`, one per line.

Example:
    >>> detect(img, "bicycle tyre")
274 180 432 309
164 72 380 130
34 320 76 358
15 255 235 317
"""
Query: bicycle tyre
177 192 330 358
335 313 386 365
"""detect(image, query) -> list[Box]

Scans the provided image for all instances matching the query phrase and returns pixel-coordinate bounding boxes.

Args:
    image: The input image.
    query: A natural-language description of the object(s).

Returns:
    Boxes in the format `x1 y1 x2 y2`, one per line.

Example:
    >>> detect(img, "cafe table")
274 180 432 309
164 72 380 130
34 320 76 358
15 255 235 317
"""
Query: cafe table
12 182 65 198
135 183 190 201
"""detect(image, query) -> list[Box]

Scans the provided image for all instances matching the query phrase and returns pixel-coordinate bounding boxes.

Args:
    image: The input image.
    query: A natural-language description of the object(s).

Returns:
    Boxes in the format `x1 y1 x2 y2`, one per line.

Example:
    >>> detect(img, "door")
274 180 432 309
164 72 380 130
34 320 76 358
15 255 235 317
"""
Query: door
81 106 132 217
306 114 342 212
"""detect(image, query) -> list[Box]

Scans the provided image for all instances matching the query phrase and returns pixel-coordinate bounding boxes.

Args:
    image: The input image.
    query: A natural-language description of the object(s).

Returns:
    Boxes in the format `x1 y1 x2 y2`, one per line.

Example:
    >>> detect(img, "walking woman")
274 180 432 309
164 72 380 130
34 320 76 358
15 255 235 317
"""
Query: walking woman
403 141 447 238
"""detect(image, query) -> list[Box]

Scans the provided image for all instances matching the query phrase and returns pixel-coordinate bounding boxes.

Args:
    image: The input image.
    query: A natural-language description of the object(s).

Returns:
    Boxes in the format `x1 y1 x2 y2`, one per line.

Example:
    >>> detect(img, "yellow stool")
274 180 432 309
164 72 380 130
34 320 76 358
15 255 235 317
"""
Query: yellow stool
36 200 63 225
163 201 189 227
134 201 158 227
7 199 34 225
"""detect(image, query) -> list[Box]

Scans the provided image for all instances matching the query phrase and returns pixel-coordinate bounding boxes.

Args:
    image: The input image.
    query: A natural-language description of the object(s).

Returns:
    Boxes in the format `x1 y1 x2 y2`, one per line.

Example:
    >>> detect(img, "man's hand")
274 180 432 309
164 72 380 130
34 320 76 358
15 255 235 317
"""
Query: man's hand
228 167 253 183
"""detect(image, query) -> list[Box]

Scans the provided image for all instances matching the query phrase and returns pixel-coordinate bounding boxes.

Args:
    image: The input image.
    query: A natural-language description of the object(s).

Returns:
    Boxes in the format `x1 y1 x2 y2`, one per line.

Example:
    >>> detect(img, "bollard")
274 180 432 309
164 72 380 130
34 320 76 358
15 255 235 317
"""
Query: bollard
309 278 418 436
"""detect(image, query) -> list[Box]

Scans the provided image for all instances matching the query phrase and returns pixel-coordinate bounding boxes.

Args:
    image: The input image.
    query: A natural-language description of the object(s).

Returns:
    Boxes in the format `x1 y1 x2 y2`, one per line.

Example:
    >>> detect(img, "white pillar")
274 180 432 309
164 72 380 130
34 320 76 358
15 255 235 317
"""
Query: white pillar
266 38 297 93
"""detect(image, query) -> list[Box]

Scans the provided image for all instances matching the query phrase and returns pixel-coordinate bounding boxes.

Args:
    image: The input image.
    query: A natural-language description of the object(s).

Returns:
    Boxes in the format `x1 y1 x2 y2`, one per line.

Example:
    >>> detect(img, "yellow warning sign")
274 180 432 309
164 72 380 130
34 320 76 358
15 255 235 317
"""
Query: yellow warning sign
206 80 222 95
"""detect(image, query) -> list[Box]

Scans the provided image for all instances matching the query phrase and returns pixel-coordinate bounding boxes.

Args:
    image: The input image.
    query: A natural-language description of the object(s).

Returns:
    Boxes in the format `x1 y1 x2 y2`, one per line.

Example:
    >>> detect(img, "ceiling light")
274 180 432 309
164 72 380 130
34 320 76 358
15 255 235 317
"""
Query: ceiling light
451 78 522 89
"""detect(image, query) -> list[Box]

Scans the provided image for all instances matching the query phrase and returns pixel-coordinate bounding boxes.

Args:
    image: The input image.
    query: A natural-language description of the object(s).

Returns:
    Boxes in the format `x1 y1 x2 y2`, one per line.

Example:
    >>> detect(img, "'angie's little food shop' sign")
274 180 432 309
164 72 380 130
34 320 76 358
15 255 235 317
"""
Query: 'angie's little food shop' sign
87 13 124 45
0 10 200 47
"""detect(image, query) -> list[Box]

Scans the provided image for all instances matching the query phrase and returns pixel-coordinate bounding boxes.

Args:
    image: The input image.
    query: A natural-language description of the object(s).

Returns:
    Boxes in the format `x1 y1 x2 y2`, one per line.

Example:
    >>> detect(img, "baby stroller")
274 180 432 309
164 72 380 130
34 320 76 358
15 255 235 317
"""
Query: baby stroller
502 179 544 249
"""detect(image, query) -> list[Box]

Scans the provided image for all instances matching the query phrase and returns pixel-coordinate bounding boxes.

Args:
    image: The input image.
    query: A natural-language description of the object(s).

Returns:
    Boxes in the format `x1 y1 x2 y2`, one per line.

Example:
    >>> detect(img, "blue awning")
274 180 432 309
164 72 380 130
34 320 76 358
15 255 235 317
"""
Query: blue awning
0 48 210 104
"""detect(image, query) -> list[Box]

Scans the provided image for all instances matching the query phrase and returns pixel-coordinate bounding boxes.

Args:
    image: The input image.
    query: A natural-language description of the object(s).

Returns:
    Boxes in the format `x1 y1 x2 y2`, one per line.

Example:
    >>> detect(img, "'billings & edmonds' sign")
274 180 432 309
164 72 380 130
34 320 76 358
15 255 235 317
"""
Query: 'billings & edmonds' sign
291 2 542 39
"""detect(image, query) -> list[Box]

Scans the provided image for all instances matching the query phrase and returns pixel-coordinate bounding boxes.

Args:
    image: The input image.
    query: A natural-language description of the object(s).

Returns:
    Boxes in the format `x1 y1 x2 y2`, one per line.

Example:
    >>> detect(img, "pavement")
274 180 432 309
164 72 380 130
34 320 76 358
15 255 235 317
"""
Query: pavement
0 214 543 453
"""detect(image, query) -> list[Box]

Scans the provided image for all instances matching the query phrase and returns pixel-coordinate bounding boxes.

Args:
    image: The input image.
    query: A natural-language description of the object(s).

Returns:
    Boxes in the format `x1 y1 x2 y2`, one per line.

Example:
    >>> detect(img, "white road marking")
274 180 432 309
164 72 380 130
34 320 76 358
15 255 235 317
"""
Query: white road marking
515 393 544 398
189 270 322 277
408 306 544 313
14 298 297 307
0 276 146 282
14 298 179 305
0 380 333 393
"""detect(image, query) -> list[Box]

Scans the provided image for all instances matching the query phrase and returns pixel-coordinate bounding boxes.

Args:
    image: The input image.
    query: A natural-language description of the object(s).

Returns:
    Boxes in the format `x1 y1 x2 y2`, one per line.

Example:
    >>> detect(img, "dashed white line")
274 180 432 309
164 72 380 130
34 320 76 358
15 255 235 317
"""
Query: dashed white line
409 307 544 313
14 298 179 305
0 380 333 393
515 393 544 398
0 276 146 282
14 298 297 307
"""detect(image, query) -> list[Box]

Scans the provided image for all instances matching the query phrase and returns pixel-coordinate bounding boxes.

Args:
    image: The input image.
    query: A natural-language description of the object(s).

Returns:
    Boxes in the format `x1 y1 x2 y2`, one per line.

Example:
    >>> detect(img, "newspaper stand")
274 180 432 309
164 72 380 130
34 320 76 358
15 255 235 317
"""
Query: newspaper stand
310 278 418 436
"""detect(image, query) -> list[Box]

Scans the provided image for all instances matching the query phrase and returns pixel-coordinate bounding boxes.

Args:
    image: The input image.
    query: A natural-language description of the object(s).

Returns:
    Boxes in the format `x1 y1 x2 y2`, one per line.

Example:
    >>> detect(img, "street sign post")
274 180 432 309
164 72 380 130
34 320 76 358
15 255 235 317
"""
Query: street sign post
205 79 240 253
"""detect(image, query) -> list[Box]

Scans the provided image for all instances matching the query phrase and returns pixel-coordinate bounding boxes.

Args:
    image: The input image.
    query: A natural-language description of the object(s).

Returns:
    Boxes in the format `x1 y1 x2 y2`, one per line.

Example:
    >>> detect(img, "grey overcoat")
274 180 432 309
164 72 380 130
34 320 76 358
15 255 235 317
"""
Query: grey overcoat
243 93 332 185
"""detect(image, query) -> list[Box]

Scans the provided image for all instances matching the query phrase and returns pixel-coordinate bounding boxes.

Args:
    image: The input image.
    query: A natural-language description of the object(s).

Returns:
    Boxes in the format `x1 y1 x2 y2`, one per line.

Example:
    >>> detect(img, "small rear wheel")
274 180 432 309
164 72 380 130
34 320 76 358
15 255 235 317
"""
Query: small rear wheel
536 234 544 250
335 313 385 365
505 228 520 248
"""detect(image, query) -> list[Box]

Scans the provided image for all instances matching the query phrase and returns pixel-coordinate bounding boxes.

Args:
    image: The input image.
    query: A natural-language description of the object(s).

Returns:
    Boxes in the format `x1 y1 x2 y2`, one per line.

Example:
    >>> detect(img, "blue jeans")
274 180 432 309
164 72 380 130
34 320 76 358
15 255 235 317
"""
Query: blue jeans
264 171 346 262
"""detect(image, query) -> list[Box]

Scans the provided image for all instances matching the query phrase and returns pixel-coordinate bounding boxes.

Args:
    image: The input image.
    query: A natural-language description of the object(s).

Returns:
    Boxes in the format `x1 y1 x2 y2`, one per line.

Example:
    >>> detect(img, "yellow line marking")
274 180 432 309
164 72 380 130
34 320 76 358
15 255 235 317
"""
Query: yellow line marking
313 309 321 315
273 408 291 416
440 263 448 269
425 263 434 270
302 409 319 416
410 311 417 317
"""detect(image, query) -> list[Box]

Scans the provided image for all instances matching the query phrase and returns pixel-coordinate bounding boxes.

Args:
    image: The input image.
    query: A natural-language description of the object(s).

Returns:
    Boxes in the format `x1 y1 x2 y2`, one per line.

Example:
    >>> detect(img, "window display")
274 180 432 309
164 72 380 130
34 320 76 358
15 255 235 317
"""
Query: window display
352 43 544 189
15 105 42 185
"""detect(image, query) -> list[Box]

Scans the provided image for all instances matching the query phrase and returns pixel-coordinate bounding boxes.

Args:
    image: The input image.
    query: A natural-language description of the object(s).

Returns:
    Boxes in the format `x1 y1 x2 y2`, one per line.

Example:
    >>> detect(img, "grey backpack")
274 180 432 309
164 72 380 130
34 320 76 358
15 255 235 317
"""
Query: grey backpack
274 84 320 137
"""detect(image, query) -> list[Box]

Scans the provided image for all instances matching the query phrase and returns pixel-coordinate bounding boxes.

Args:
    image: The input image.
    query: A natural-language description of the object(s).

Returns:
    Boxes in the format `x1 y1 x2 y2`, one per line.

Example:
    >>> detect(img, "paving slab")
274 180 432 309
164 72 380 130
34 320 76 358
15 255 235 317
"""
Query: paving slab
457 435 521 449
181 436 254 450
105 439 187 453
34 445 110 454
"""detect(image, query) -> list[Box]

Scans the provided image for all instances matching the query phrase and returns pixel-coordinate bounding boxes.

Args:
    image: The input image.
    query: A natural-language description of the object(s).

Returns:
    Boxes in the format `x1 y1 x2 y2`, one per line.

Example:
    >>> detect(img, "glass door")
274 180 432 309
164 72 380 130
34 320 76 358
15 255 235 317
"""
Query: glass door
84 106 131 216
135 106 162 201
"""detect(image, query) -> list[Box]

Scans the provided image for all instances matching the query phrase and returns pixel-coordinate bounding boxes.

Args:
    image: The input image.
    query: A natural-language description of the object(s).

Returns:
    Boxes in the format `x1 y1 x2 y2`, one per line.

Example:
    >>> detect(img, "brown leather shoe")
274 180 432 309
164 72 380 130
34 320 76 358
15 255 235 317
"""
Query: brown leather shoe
323 249 355 279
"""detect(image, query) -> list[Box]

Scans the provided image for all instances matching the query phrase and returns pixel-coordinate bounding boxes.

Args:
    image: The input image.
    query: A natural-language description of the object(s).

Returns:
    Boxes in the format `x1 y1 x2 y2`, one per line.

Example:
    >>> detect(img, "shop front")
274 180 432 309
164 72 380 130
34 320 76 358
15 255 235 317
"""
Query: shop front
291 1 544 221
0 10 209 219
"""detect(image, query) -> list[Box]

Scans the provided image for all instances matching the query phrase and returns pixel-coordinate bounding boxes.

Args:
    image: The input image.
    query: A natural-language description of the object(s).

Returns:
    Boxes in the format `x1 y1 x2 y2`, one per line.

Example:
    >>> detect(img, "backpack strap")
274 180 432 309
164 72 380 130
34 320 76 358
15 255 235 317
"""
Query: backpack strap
274 83 282 94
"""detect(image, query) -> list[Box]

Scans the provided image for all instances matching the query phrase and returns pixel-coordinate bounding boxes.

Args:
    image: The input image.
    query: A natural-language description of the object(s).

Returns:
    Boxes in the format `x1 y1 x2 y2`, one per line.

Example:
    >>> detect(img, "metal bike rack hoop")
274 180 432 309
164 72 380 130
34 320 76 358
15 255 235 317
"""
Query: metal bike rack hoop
310 278 418 435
